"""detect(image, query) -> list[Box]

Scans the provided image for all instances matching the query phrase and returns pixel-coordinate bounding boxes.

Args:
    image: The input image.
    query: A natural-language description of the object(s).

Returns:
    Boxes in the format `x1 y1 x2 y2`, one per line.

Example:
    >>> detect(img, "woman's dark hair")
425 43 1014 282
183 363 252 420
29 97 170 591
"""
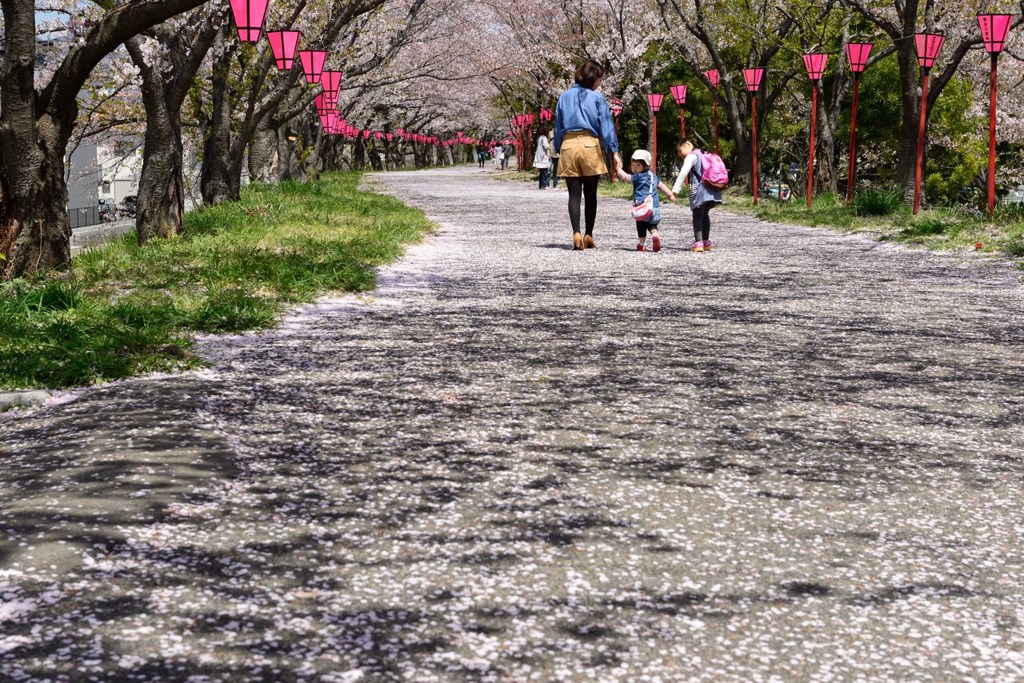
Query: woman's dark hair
676 138 693 150
575 59 606 89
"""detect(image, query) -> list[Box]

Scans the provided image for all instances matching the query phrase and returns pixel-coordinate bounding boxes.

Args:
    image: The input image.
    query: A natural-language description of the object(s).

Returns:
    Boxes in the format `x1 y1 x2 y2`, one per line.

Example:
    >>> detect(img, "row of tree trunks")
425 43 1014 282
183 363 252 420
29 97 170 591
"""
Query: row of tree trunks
0 0 210 279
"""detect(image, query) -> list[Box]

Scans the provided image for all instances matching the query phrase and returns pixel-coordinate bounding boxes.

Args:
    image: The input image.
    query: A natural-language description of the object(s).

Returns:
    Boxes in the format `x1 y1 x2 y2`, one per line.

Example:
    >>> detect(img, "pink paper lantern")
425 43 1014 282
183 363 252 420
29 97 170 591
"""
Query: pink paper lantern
978 14 1014 54
670 84 687 105
802 53 828 81
265 30 301 70
845 43 873 73
386 133 393 141
743 68 764 92
298 50 327 84
313 93 330 115
647 93 664 112
704 69 721 88
229 0 270 42
609 98 623 116
915 32 945 68
320 70 342 97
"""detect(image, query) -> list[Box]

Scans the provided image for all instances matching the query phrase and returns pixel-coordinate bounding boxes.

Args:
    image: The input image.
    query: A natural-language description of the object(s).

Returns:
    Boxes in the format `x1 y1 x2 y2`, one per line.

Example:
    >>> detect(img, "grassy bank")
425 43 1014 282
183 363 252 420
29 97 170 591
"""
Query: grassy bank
0 172 432 390
723 189 1024 257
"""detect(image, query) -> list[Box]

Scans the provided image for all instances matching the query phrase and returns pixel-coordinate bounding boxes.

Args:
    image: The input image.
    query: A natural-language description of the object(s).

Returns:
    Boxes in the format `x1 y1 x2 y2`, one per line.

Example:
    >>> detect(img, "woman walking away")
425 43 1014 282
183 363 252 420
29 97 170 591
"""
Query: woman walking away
533 127 551 189
616 150 675 251
672 138 723 252
554 59 621 250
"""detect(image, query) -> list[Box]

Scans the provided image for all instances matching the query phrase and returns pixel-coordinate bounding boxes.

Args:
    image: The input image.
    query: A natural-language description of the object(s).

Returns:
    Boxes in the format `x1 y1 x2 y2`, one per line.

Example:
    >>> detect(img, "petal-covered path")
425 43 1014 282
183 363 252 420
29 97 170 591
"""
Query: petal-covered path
3 166 1024 681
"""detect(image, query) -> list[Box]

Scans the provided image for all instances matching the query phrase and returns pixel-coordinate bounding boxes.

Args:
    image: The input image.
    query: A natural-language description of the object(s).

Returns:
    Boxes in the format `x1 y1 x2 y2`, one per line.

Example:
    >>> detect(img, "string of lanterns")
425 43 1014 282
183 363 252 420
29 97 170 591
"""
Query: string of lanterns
232 0 1018 211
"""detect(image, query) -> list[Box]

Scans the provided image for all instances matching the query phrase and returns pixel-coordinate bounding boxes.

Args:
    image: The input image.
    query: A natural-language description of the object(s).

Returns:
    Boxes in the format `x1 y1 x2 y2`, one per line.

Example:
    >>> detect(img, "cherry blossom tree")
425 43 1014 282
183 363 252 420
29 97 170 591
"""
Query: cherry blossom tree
0 0 210 279
657 0 799 186
125 6 223 242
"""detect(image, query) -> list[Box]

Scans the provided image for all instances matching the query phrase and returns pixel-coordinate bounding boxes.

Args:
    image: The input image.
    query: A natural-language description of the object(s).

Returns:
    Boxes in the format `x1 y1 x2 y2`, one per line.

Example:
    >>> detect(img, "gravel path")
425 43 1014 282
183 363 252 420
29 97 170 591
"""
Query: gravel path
2 165 1024 681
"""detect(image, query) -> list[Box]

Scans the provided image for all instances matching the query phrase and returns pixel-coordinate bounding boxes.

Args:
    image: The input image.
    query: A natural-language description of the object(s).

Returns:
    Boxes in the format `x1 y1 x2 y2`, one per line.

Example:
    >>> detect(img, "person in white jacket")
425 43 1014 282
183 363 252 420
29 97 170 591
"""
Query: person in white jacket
533 128 551 189
671 139 724 252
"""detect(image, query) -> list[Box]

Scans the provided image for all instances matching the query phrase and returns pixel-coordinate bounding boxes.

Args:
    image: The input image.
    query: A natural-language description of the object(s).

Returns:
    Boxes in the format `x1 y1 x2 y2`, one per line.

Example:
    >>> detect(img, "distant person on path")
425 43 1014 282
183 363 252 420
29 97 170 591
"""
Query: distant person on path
672 138 723 252
615 150 676 251
548 130 560 189
477 146 487 168
554 59 621 250
502 144 511 170
493 144 504 170
533 127 551 190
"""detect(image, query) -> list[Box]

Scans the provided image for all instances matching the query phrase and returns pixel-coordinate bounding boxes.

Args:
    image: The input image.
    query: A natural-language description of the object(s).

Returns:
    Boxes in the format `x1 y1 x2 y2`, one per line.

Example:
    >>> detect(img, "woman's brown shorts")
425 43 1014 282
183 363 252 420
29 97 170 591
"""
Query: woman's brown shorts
557 131 607 177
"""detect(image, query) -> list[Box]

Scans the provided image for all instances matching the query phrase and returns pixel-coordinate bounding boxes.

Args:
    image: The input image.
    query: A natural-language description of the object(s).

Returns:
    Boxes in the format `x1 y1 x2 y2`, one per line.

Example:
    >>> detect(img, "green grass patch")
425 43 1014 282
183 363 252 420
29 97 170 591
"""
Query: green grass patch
0 172 432 389
723 187 1024 258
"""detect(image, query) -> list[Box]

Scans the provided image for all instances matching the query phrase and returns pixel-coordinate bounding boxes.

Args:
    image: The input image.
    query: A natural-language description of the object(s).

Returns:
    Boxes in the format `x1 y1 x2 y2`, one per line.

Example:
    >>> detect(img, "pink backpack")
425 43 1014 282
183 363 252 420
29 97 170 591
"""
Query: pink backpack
699 152 729 190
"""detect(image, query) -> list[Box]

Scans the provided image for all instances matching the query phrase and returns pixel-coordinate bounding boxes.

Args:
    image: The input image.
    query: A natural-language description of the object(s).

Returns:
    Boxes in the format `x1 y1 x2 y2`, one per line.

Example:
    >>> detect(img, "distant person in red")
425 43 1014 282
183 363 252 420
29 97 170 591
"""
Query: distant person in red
554 59 621 250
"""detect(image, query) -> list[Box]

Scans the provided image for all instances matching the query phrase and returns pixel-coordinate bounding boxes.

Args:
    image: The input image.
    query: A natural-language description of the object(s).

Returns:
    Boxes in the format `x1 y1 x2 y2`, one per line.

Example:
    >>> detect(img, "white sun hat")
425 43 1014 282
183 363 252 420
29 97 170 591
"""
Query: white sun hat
630 149 652 166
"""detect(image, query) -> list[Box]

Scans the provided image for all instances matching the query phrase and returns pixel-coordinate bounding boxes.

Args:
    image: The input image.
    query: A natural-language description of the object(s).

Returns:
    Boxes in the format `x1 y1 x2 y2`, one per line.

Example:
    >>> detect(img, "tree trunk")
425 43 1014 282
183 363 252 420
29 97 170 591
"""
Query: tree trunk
0 131 73 278
895 45 922 198
816 107 838 194
248 118 280 183
200 44 235 206
137 123 185 243
130 51 185 243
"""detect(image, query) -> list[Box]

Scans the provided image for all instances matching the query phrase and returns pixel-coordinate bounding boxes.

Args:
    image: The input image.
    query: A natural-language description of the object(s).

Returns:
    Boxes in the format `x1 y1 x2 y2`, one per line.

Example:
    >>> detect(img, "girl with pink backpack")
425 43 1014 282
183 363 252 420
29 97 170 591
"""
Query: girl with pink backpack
671 139 725 252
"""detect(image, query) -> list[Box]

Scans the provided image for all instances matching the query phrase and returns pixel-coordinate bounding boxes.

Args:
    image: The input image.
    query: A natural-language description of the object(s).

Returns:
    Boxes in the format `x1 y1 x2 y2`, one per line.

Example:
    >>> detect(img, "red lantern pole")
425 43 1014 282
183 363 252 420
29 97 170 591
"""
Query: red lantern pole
845 43 872 204
519 116 526 172
647 93 663 173
913 33 944 215
704 69 721 154
610 98 622 141
987 52 998 215
802 54 828 209
744 68 764 205
978 14 1014 216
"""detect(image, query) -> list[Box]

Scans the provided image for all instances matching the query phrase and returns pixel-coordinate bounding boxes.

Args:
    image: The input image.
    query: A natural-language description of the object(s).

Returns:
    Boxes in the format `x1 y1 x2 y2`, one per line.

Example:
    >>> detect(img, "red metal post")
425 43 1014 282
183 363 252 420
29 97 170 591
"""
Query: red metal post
651 116 658 174
679 109 686 139
752 96 759 205
807 83 817 209
913 69 930 215
987 52 998 215
847 74 861 204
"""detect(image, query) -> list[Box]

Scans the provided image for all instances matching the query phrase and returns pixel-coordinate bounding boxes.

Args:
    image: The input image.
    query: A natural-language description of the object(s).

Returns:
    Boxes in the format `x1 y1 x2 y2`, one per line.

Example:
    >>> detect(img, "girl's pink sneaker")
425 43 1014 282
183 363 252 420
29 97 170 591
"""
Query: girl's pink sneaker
690 241 705 252
636 242 646 251
703 240 712 251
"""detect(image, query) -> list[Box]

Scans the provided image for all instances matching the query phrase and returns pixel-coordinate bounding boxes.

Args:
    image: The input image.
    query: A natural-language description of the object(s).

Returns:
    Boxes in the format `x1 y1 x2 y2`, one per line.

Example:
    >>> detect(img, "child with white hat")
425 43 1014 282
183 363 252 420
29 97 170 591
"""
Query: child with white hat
615 149 676 251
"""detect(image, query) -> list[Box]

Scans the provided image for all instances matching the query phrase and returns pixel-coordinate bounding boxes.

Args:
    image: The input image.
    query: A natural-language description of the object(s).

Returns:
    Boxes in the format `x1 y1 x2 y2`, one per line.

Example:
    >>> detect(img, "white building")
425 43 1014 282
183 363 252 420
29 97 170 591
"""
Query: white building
65 142 142 228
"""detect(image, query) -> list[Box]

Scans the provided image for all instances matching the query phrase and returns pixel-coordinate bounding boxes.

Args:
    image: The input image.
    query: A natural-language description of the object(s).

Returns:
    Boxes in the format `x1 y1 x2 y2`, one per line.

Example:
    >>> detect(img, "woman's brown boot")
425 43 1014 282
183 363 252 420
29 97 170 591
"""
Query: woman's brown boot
573 233 584 250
